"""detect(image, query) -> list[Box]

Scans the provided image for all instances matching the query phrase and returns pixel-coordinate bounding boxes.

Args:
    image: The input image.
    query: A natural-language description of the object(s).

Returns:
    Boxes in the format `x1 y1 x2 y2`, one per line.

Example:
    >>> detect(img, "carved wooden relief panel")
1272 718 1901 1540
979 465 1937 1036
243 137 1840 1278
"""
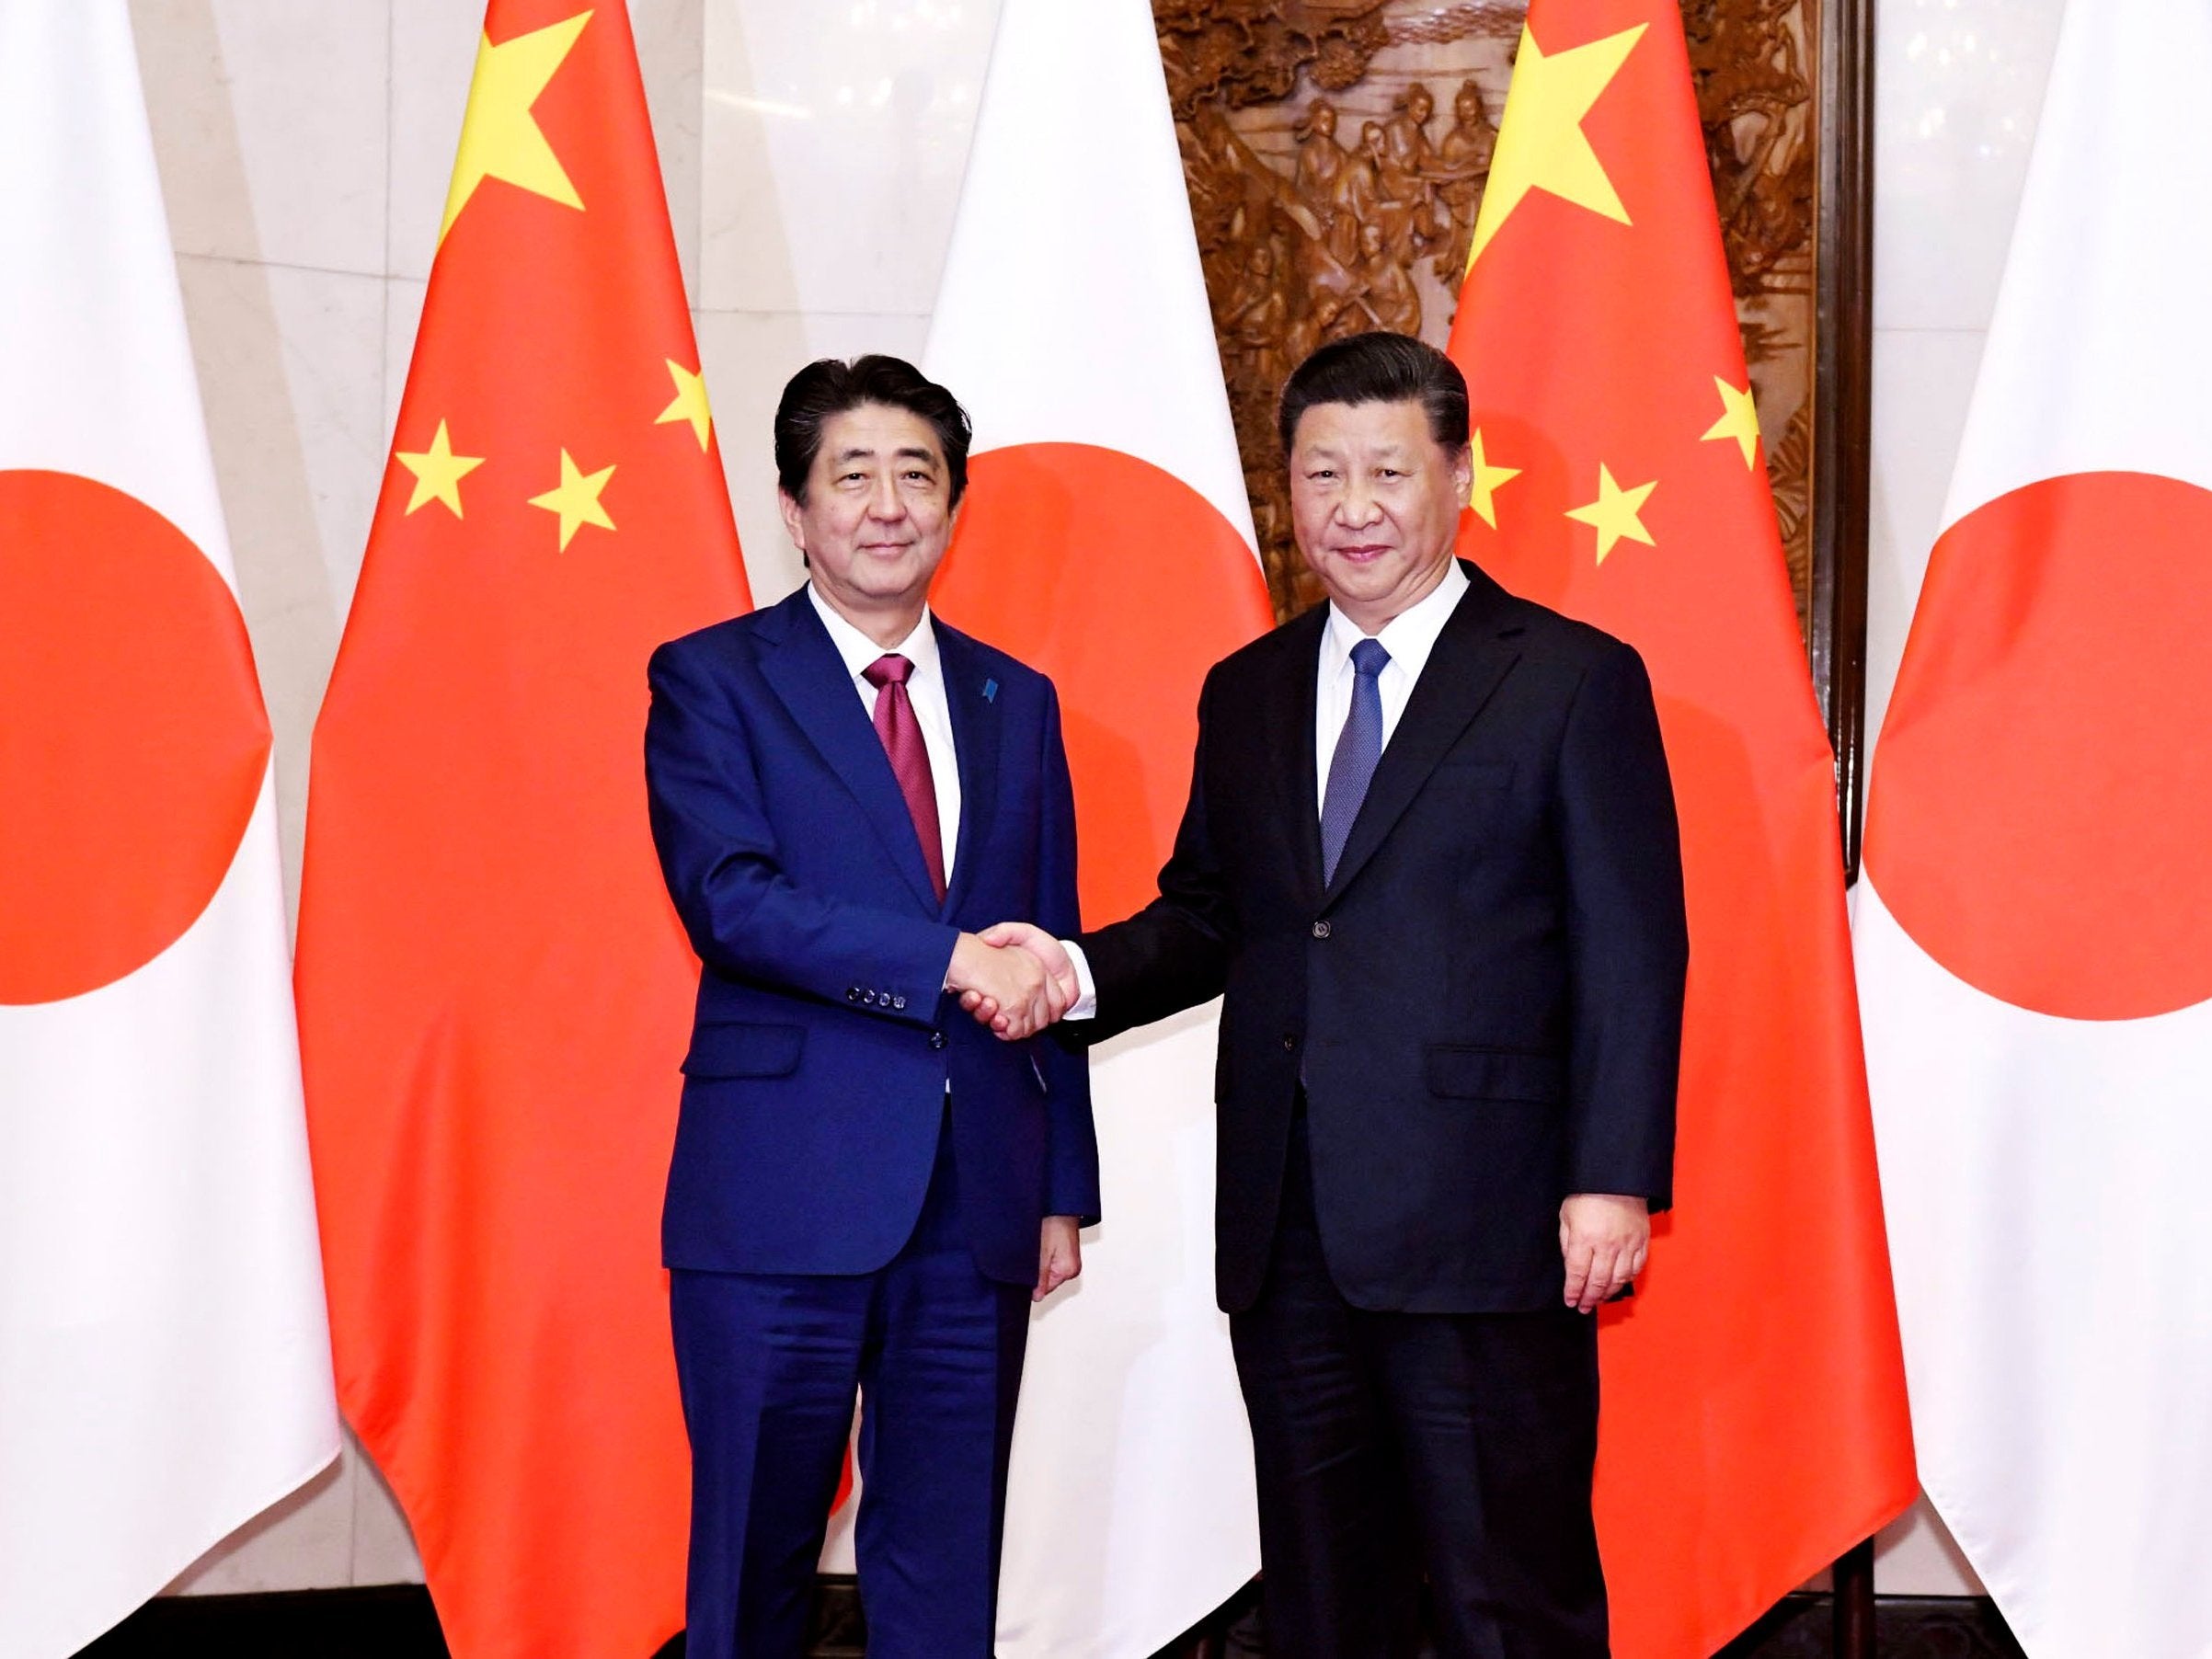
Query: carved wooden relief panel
1157 0 1821 631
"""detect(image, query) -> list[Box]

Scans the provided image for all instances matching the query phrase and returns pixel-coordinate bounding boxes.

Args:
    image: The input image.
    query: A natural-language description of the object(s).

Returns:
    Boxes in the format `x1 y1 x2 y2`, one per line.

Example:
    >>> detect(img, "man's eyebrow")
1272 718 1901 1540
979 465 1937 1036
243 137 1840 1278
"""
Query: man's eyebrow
830 445 940 466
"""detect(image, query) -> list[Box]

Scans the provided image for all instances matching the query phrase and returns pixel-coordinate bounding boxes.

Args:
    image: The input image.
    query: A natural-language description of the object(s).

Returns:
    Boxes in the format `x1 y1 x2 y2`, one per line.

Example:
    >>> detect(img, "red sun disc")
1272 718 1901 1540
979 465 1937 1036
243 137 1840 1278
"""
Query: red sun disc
1865 470 2212 1020
931 443 1272 924
0 470 270 1004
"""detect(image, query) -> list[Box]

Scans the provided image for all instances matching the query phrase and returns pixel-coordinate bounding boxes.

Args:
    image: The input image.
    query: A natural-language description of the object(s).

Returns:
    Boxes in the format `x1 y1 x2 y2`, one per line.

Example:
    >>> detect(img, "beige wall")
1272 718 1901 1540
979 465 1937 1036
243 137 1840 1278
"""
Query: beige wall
135 0 2048 1604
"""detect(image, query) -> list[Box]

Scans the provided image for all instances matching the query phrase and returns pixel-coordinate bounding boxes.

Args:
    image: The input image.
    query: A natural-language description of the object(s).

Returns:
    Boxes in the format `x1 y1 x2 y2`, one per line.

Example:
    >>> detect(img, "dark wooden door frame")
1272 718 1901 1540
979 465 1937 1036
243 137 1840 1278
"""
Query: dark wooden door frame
1814 0 1880 1650
1813 0 1876 887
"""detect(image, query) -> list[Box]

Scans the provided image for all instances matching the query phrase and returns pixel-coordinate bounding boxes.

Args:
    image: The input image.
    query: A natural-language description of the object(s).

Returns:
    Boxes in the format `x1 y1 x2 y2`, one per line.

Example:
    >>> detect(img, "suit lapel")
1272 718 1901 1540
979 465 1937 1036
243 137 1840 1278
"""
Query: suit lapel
1321 564 1522 909
1266 607 1330 907
759 590 943 910
934 621 1000 920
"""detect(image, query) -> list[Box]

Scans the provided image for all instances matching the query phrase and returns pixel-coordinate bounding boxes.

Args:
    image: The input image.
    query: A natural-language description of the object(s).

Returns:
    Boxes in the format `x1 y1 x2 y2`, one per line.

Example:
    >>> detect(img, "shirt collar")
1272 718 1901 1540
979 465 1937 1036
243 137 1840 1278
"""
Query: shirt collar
1320 558 1470 681
808 582 941 686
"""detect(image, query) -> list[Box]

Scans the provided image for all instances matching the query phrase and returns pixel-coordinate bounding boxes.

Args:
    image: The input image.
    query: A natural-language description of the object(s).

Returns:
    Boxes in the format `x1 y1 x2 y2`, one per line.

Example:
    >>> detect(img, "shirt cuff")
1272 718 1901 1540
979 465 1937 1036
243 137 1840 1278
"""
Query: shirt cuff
1061 939 1097 1021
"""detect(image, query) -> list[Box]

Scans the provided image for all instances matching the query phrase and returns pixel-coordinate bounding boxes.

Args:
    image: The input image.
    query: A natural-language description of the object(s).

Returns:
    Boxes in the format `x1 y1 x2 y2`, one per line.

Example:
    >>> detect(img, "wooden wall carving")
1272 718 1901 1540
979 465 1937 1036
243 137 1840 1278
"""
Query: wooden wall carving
1157 0 1821 629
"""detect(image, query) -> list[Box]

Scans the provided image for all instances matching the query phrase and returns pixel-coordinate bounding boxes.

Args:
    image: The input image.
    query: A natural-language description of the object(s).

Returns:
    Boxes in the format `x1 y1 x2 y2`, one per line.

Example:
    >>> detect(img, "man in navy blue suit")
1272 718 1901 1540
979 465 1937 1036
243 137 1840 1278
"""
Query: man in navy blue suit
644 355 1099 1659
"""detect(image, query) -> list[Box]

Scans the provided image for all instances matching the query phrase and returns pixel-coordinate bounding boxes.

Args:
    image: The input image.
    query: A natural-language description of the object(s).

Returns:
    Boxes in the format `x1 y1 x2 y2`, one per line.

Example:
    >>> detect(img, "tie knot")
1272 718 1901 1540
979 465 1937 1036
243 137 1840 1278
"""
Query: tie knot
1350 638 1391 678
863 653 914 690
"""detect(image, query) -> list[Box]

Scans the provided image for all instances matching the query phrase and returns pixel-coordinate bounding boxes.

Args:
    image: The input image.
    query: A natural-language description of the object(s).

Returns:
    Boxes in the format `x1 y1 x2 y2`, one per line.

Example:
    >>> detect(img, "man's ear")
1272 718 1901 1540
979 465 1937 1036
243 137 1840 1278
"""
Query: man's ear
1450 443 1474 502
776 487 807 556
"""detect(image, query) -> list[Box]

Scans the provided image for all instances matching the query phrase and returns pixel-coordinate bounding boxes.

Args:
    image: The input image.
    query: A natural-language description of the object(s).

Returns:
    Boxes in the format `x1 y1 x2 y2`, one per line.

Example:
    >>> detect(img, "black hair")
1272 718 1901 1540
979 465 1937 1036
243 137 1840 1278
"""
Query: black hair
1276 331 1471 457
774 354 973 507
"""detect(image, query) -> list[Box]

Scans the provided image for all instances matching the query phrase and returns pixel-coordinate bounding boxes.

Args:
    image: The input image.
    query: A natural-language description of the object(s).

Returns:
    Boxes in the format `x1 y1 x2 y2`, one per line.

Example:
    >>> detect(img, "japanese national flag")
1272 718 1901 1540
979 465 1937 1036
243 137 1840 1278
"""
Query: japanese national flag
0 6 339 1655
1857 2 2212 1653
924 2 1274 1653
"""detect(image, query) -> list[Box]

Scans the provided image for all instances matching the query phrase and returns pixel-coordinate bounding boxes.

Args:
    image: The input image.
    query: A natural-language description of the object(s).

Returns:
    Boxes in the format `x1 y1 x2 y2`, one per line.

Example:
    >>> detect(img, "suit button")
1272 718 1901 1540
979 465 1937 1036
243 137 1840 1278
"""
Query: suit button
1280 1034 1297 1051
846 987 861 1002
864 990 879 1005
1312 920 1331 939
892 994 907 1011
929 1030 947 1050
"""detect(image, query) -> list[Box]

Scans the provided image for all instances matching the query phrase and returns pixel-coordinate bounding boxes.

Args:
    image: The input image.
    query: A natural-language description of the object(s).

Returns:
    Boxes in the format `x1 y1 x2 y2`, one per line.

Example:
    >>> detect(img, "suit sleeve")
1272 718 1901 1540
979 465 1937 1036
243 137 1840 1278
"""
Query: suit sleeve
1555 644 1690 1208
644 640 958 1025
1035 685 1102 1222
1071 669 1238 1044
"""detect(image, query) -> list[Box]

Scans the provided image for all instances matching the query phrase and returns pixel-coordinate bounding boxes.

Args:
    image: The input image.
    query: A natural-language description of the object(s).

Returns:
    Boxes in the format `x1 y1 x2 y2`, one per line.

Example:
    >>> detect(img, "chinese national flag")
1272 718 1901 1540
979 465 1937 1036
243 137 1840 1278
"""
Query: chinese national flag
1445 3 1916 1653
294 6 749 1657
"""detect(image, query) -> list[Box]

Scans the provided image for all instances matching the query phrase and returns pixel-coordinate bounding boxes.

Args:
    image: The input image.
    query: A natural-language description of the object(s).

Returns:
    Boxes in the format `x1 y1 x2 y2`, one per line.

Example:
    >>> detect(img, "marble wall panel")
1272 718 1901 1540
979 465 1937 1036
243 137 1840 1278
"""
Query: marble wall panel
636 0 707 303
1876 1499 1989 1597
350 1440 428 1585
699 0 995 315
383 275 430 446
165 1459 354 1594
384 0 481 285
132 0 390 276
168 254 371 915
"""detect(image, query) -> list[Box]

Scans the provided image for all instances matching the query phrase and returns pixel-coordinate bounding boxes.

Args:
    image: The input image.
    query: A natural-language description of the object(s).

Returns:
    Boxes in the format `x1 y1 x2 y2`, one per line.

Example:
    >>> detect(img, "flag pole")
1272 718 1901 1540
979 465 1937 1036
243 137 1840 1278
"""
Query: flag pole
1816 0 1880 1647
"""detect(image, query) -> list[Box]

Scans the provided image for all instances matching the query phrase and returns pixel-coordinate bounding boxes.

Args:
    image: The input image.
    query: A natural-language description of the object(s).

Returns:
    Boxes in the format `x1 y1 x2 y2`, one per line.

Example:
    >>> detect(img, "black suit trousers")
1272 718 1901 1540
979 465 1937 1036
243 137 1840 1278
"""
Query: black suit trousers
1231 1111 1609 1659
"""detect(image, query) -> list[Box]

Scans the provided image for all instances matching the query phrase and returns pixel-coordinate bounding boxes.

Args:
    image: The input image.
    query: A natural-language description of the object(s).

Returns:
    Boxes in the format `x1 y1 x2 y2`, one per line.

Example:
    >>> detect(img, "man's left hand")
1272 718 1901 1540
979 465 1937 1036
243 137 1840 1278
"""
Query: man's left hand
1559 1194 1649 1313
1036 1215 1082 1302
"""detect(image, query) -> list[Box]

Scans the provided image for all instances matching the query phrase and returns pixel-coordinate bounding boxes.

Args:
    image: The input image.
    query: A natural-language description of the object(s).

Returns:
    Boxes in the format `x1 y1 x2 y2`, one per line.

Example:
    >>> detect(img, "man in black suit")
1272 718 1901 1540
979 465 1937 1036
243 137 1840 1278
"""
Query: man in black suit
974 333 1688 1657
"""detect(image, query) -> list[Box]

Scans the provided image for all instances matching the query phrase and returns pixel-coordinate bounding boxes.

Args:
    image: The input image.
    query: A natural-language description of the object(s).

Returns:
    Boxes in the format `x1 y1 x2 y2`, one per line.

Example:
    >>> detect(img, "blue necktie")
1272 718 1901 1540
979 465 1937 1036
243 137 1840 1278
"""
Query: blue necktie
1320 637 1390 885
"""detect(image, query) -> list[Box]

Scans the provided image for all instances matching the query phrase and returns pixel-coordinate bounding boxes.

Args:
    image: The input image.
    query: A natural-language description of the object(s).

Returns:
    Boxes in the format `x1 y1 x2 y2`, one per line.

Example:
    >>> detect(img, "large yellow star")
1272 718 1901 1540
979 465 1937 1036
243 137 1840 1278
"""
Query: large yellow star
393 419 485 519
1565 463 1657 565
655 359 714 451
1702 375 1763 468
1466 429 1521 529
1467 22 1646 269
528 449 616 551
439 11 593 246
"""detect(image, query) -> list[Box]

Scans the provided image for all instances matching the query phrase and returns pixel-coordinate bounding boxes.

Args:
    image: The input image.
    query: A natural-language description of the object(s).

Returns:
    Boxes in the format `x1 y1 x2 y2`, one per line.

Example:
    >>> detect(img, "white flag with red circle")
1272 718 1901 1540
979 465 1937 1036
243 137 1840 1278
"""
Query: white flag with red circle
1855 2 2212 1653
923 2 1273 1652
0 6 339 1655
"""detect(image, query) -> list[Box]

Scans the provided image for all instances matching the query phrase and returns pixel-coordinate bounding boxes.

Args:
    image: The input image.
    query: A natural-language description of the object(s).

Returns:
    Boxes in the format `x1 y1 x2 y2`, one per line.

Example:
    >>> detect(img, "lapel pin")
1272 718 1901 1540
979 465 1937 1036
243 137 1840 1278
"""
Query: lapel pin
982 678 998 703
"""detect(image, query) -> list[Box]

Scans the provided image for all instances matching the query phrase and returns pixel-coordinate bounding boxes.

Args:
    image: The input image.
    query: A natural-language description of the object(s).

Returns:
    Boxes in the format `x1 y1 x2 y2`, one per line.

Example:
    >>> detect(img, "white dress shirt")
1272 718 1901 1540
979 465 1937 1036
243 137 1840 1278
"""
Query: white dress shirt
1064 560 1470 1018
808 583 961 887
1312 558 1469 792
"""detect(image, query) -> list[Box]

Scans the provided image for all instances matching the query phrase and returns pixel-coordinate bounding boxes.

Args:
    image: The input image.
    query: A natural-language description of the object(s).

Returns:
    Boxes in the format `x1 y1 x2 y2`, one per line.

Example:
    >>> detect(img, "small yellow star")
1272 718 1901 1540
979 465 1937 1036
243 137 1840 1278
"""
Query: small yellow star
528 449 616 551
1702 376 1763 468
655 359 714 450
1565 463 1657 565
1466 429 1521 529
1467 22 1646 269
393 419 486 519
440 11 592 246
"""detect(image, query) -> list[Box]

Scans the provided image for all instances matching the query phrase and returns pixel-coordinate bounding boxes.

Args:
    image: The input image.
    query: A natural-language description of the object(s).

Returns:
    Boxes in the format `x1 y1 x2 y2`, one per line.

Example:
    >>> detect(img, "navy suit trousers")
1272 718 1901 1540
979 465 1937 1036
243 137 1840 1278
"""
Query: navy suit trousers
670 1110 1030 1659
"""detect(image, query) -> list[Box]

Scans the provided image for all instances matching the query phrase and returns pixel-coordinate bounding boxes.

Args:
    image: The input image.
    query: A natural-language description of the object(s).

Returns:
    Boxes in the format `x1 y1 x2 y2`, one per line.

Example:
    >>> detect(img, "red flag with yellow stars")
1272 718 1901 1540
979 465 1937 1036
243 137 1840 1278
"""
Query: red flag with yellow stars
1445 3 1915 1653
295 6 748 1655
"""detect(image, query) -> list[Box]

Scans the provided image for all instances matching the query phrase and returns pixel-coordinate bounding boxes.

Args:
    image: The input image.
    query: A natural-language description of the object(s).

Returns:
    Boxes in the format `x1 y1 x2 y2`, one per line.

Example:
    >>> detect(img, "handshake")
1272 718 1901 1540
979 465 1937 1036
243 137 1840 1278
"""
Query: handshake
945 922 1079 1041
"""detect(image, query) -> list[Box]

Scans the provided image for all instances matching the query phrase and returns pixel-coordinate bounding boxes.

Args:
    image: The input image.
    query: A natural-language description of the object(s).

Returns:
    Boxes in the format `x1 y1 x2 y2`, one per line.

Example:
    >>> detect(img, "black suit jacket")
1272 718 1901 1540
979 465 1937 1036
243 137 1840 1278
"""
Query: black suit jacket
1078 562 1688 1314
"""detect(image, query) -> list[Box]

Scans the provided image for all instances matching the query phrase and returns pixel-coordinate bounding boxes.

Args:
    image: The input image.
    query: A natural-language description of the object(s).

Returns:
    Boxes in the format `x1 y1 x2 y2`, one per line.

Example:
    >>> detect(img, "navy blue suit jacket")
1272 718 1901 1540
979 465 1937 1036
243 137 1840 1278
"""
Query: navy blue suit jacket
644 587 1099 1287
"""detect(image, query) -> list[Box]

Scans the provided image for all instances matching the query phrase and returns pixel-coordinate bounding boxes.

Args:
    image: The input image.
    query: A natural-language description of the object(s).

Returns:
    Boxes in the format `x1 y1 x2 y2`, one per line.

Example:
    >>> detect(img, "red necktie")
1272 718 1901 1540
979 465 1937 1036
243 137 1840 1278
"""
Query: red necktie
862 653 946 901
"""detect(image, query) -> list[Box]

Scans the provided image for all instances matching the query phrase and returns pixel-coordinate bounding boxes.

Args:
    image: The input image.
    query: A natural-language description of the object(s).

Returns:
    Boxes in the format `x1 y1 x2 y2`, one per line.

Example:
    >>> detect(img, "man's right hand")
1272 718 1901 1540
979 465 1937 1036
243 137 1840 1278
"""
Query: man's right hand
957 921 1079 1039
946 931 1065 1039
